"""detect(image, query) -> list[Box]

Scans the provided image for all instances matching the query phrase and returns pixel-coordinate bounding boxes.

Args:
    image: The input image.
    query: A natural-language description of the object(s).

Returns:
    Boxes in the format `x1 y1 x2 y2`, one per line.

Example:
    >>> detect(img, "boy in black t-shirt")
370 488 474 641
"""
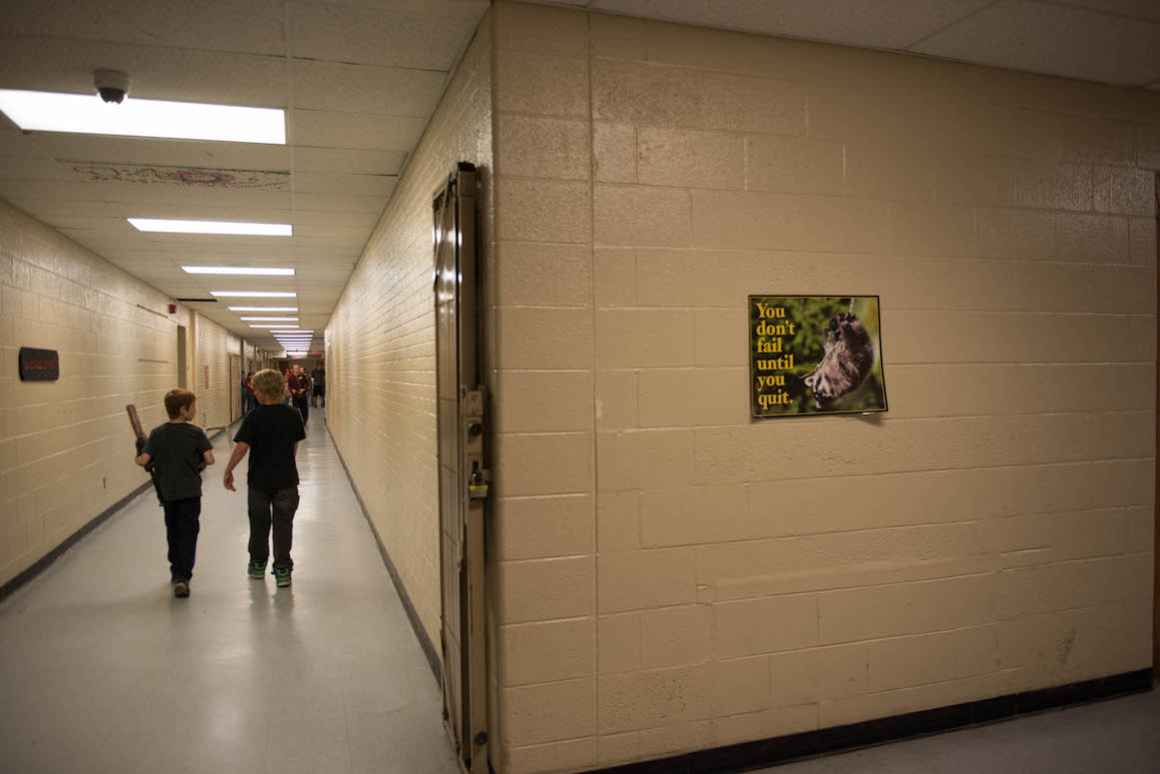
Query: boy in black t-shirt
135 389 215 598
223 369 306 587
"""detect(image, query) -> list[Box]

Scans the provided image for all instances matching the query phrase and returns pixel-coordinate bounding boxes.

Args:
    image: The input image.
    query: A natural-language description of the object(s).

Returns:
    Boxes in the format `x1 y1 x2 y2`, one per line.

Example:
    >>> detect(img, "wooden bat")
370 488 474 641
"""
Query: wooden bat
126 404 163 503
125 404 146 441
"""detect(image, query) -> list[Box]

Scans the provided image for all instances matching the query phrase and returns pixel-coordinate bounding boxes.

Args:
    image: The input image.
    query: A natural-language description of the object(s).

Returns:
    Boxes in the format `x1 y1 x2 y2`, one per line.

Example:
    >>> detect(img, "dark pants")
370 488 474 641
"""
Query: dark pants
162 497 201 581
293 395 309 427
247 486 299 571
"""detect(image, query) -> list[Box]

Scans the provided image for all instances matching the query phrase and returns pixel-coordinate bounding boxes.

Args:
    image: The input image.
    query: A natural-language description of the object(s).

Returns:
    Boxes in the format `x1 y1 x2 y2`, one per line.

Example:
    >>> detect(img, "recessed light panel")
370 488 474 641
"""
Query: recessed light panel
212 291 297 298
183 266 294 276
228 306 298 312
0 90 285 144
240 317 298 322
130 218 291 236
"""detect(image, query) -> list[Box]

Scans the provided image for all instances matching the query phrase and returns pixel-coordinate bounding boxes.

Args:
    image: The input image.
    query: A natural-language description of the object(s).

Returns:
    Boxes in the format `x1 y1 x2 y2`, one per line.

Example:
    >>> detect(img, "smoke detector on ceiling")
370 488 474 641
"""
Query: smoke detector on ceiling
93 69 130 104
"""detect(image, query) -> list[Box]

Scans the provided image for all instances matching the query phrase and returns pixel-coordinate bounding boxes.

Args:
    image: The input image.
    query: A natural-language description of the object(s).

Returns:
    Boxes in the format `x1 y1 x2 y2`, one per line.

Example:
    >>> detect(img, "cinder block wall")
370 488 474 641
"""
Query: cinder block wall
487 3 1157 772
324 14 494 647
195 313 241 430
0 200 242 588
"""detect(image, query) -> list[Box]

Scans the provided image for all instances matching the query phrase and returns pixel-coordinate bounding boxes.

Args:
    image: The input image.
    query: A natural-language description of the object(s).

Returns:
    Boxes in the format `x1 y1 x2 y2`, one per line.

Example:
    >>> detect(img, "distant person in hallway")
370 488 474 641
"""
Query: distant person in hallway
134 388 215 599
310 363 325 409
288 364 311 427
242 371 257 415
223 369 306 588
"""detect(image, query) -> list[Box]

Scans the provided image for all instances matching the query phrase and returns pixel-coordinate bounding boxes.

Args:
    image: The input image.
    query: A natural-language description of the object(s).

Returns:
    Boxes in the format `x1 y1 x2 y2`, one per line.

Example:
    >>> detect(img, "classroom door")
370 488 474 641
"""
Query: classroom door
433 162 488 773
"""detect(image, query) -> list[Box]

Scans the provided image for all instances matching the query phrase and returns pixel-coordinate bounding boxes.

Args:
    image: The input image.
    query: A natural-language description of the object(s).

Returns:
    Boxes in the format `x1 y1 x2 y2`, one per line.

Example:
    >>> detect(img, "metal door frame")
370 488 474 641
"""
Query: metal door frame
433 162 489 773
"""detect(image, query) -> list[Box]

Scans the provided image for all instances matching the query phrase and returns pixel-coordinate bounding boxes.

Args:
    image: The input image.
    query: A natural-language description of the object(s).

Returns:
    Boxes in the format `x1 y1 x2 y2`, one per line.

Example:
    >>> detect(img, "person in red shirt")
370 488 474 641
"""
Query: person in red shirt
287 364 311 428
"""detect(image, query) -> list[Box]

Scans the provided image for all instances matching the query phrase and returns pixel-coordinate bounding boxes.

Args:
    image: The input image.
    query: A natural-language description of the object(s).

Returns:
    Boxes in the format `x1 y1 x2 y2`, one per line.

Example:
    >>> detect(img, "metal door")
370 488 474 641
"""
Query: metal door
433 162 489 773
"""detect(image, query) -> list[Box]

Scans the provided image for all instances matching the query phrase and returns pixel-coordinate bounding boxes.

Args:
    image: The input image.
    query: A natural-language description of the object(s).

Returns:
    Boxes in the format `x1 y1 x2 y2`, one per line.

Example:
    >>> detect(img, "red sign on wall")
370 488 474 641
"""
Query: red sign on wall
18 347 60 381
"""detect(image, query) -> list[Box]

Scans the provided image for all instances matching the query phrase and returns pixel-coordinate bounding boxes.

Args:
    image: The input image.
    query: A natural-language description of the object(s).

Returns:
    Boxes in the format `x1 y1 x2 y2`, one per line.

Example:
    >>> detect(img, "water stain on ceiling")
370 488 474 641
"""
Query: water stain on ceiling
64 161 290 190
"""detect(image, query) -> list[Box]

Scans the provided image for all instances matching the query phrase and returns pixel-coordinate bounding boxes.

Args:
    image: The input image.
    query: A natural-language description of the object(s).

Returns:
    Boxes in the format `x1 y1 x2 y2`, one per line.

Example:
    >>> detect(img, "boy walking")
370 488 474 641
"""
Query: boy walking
222 369 305 587
134 389 215 598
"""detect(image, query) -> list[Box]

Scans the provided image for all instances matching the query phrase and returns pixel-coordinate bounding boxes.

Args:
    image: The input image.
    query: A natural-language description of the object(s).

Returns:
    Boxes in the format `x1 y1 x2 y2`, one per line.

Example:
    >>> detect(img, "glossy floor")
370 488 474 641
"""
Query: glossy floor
761 686 1160 774
0 414 458 774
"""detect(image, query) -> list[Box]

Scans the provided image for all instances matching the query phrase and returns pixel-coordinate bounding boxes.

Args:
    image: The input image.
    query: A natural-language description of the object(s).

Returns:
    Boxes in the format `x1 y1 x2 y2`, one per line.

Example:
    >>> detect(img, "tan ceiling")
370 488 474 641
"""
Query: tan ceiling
545 0 1160 88
0 0 490 350
1 0 1156 353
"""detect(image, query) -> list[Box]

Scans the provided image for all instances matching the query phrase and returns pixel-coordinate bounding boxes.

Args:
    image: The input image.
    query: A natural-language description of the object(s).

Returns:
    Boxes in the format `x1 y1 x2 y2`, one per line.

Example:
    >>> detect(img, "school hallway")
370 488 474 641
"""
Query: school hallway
0 413 458 774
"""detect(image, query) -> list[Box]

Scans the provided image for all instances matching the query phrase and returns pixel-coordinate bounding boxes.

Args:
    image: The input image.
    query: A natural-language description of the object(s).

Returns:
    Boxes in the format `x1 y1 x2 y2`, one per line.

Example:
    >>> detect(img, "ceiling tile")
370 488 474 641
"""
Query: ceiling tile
293 192 389 214
591 0 995 49
293 171 396 196
0 179 294 210
1055 0 1160 22
291 147 406 175
288 1 484 69
0 37 288 107
292 59 446 116
914 0 1160 85
291 109 427 151
0 134 293 172
0 0 287 57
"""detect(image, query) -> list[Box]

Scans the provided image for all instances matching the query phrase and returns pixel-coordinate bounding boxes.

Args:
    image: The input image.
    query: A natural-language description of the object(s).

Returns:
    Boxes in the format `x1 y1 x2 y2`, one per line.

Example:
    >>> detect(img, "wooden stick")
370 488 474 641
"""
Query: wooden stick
125 404 146 440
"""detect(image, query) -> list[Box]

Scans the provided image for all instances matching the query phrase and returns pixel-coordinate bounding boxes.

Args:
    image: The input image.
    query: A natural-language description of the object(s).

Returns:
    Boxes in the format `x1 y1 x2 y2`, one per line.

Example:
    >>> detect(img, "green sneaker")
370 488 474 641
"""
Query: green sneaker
274 568 292 588
247 562 265 579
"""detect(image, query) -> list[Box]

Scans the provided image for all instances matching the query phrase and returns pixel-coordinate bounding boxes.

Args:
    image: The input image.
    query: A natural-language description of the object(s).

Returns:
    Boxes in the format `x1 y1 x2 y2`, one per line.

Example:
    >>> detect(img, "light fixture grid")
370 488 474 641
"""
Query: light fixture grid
130 218 292 236
0 89 285 144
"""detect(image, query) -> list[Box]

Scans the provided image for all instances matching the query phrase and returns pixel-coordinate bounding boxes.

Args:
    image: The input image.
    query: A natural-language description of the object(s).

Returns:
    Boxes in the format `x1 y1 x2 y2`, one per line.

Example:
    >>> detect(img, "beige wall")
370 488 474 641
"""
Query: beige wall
194 312 241 431
486 3 1158 772
324 13 494 647
0 200 242 588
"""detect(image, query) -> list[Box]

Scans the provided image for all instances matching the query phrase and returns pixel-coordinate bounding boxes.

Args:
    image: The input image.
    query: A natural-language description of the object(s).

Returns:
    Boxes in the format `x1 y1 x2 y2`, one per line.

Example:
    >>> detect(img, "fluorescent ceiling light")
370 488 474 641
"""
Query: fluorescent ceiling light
228 306 298 312
130 218 291 236
211 291 297 298
239 316 298 322
183 266 294 276
249 324 298 328
0 90 285 144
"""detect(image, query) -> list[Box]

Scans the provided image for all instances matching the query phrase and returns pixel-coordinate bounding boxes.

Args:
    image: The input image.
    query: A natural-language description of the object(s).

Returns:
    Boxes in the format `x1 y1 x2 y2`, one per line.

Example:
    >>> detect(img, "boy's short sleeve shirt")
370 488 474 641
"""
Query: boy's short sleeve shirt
234 404 305 491
144 422 212 502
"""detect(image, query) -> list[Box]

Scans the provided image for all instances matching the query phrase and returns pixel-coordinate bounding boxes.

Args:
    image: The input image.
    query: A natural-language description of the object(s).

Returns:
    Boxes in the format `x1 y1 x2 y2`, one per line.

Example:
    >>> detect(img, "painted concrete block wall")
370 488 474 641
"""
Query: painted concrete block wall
488 3 1158 772
0 200 241 588
324 15 494 648
195 313 241 431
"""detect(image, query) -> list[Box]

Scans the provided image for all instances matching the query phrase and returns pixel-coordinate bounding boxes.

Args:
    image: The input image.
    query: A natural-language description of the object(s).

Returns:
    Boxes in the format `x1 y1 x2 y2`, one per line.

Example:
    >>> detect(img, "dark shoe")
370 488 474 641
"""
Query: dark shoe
173 580 190 598
247 561 265 579
274 568 292 588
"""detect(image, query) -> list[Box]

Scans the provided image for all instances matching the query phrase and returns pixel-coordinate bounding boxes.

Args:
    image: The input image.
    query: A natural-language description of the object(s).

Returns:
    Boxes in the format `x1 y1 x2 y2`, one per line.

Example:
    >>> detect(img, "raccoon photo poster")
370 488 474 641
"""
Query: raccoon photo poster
749 295 888 418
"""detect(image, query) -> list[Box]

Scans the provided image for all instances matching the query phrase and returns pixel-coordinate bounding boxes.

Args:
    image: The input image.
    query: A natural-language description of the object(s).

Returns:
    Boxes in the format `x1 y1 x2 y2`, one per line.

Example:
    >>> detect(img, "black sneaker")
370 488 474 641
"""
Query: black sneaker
274 568 292 588
173 580 190 598
247 561 265 579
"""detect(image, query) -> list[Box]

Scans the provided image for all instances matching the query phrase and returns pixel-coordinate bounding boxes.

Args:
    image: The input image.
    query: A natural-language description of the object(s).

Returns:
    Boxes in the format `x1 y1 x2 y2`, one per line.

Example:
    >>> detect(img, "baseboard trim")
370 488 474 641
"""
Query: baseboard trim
589 668 1154 773
0 425 234 605
326 419 443 685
